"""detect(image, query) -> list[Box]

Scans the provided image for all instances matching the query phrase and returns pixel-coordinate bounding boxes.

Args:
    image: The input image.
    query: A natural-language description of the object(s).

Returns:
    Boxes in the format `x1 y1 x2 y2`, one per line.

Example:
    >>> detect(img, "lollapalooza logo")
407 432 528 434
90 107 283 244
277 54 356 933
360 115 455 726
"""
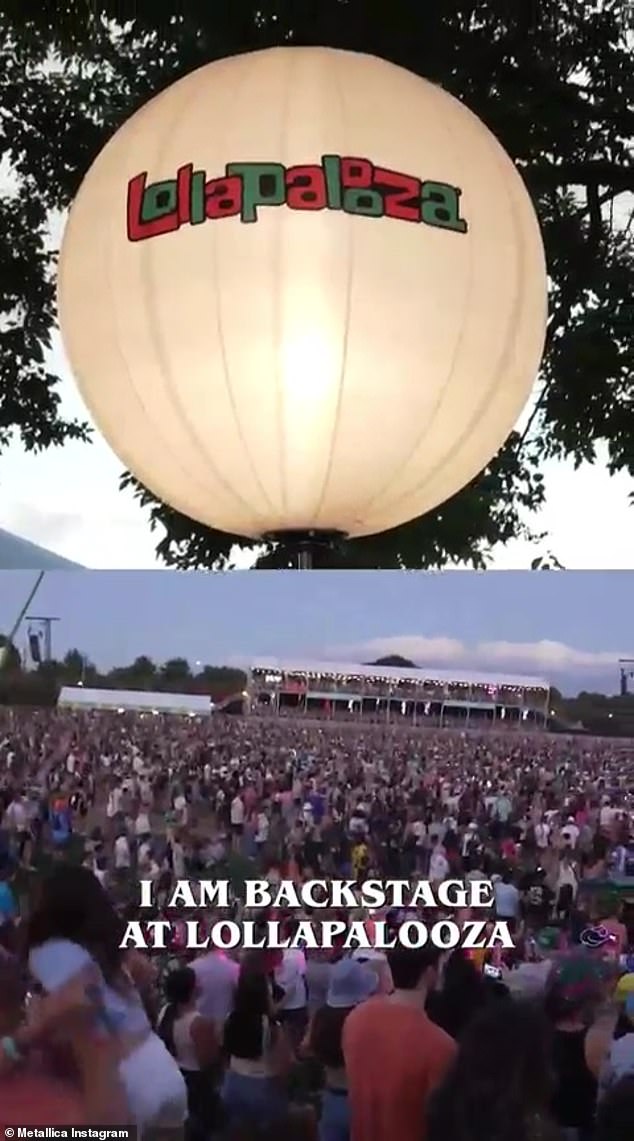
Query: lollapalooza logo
126 155 469 240
579 924 617 950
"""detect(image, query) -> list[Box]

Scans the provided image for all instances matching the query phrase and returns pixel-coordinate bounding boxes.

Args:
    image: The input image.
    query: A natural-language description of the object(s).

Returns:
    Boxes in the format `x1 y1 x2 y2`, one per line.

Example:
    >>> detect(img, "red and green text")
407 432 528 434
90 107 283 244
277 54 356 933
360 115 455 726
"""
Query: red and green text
127 155 468 241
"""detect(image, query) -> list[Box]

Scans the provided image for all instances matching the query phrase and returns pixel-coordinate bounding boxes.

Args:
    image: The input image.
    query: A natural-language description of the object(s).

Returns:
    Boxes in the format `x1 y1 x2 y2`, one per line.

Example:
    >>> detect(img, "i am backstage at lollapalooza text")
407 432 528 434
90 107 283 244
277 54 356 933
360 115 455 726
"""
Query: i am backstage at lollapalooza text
118 877 514 952
137 876 496 912
119 916 514 952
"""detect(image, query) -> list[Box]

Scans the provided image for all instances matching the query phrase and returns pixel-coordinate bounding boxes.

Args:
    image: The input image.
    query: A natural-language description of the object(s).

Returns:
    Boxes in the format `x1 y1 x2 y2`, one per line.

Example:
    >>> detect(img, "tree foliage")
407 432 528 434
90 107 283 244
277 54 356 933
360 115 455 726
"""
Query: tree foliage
0 648 245 700
0 634 20 671
1 0 632 567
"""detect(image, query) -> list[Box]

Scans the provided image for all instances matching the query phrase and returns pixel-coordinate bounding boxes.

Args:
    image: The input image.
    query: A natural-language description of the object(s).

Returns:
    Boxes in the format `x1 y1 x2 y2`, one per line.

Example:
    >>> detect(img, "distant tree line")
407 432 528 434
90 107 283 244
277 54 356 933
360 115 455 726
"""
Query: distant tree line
0 640 632 737
0 640 246 708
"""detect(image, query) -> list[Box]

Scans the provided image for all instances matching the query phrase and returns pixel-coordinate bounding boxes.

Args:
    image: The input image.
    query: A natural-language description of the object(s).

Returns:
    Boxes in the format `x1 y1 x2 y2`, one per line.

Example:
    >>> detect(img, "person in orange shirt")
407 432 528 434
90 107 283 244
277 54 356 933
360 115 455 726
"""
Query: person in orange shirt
342 945 455 1141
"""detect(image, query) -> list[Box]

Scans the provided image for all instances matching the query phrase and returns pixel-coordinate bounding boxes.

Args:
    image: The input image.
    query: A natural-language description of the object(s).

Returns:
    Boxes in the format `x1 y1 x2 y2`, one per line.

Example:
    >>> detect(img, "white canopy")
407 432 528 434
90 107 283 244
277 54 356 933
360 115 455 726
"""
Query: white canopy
57 686 212 715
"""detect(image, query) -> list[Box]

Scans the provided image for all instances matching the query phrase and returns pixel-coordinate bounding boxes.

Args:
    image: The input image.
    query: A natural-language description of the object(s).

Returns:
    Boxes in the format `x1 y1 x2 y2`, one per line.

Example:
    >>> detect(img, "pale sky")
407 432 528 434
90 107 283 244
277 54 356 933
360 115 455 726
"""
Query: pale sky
1 569 631 694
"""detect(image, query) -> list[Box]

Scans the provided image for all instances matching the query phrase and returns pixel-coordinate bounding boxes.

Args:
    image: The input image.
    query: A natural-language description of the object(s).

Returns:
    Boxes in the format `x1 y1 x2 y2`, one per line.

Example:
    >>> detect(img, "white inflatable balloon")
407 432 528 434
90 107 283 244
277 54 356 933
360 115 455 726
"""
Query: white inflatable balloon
58 47 547 539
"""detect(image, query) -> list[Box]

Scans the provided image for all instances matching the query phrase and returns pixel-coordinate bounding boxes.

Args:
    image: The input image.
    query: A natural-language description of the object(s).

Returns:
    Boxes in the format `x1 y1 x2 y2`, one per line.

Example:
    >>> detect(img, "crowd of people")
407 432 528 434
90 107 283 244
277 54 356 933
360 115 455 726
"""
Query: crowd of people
0 705 633 1140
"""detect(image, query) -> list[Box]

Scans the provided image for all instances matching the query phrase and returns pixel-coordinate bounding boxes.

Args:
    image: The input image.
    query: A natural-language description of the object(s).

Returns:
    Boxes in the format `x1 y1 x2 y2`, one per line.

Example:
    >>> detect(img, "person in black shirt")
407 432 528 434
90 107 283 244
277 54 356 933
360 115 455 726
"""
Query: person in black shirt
568 902 592 946
545 958 606 1141
521 867 554 929
221 953 291 1133
427 1001 559 1141
595 1076 634 1141
426 948 509 1040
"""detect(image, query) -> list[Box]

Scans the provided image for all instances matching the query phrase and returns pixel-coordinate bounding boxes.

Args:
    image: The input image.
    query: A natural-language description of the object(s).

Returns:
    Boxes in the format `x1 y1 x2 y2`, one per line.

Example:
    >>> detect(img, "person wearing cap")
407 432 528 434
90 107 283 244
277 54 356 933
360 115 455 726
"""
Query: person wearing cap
503 929 560 1000
546 952 619 1140
309 958 378 1141
561 816 580 850
351 946 393 996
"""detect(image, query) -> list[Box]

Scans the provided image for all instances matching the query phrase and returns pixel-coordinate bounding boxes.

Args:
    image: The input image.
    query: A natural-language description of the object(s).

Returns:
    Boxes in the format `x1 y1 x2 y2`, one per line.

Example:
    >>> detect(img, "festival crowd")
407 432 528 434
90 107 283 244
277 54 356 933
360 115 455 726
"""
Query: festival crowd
0 706 633 1141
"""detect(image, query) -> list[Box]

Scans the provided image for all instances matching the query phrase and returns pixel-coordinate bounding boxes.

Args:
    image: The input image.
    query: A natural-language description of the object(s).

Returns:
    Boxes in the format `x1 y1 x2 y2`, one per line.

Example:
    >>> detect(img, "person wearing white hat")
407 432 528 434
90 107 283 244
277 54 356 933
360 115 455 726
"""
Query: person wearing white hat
351 947 393 996
309 959 378 1141
561 817 580 849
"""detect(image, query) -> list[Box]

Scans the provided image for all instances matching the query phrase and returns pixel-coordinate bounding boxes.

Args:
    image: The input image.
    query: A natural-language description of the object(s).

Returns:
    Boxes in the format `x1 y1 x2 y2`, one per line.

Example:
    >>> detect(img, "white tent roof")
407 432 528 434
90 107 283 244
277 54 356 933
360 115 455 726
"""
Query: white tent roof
250 657 549 691
58 686 212 714
0 527 81 570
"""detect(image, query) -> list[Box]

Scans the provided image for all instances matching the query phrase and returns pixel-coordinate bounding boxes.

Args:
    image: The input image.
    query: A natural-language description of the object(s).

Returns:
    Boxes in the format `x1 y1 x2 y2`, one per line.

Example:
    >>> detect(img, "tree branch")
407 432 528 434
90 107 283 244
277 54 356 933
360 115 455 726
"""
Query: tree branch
524 161 634 192
587 184 603 245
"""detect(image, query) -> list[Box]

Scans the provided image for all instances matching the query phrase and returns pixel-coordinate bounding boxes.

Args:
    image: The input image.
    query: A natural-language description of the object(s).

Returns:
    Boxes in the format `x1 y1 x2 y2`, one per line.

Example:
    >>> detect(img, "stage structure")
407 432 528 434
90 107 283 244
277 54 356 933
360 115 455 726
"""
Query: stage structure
245 659 550 728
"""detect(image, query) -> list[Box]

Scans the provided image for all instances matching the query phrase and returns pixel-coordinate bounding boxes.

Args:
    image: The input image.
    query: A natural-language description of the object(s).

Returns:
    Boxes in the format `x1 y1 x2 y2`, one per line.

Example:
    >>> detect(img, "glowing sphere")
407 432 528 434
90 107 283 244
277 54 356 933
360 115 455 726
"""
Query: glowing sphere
58 47 547 539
